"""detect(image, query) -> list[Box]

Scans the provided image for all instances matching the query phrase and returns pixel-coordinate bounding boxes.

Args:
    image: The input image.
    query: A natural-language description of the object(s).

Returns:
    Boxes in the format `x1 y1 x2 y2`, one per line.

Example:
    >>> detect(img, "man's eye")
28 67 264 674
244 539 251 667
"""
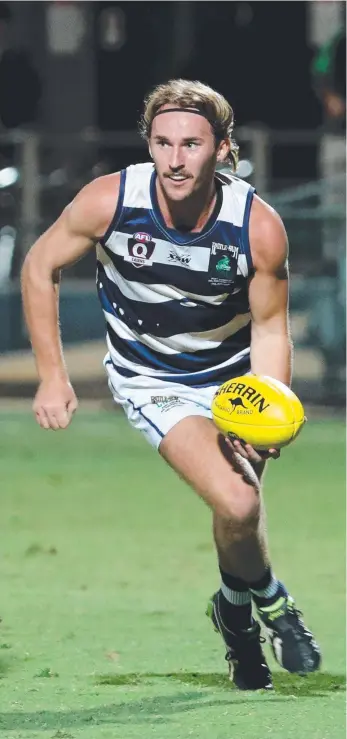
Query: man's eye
186 142 198 149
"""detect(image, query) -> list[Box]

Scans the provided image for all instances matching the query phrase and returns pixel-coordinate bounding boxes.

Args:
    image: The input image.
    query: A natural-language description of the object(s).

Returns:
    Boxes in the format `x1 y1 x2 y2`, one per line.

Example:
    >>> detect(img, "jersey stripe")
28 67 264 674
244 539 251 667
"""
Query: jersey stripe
97 263 250 338
106 323 251 372
105 350 251 387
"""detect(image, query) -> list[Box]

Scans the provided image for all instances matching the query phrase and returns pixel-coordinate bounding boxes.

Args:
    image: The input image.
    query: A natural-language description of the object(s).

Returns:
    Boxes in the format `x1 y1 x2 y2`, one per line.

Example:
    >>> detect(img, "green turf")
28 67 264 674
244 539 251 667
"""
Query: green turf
0 411 345 739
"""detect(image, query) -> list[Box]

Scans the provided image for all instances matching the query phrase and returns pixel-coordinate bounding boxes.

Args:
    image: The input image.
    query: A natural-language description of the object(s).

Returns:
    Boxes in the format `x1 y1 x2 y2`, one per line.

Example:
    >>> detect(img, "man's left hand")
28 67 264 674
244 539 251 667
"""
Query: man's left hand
226 437 280 463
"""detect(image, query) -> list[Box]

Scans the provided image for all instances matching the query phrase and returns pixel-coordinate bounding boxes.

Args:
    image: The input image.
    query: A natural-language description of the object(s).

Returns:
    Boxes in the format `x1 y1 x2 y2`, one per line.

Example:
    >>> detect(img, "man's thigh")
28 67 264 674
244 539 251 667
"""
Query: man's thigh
106 366 266 497
159 415 261 518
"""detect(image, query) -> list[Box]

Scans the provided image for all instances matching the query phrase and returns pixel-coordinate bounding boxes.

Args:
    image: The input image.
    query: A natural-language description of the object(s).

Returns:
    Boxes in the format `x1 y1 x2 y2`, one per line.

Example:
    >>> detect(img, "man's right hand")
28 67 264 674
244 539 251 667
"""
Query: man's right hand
33 377 78 430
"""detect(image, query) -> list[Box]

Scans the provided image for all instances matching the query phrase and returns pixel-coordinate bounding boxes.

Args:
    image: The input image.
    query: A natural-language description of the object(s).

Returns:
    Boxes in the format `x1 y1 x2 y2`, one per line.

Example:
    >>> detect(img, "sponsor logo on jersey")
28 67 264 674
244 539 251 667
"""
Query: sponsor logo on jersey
211 242 239 258
208 242 238 286
167 249 191 267
208 276 234 287
125 232 156 268
216 255 232 272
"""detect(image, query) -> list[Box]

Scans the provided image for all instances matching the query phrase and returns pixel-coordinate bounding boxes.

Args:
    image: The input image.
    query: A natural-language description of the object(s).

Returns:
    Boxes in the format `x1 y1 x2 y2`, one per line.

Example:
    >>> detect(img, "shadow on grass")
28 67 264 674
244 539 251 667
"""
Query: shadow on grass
0 672 344 732
0 691 224 731
96 670 345 697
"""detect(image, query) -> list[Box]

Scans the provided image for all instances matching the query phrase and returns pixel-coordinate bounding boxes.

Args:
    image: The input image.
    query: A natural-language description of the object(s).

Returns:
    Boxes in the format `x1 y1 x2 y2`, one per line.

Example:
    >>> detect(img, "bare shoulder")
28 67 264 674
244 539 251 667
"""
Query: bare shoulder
66 172 121 240
249 194 288 274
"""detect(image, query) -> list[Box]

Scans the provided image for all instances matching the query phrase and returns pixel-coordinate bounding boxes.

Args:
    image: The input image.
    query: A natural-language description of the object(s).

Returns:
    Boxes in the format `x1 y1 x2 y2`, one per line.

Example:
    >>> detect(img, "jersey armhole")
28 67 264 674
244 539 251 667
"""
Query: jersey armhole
241 186 255 273
100 168 126 244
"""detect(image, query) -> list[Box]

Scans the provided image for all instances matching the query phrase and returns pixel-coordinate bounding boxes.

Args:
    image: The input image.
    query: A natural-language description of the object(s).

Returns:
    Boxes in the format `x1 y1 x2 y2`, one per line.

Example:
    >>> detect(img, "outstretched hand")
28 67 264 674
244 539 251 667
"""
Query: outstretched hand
226 437 280 463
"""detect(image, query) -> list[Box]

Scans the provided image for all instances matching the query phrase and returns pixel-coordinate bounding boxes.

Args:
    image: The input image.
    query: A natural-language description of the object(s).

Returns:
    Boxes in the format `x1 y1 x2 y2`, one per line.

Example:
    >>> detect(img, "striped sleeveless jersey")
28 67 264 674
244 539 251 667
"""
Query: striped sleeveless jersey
97 162 254 387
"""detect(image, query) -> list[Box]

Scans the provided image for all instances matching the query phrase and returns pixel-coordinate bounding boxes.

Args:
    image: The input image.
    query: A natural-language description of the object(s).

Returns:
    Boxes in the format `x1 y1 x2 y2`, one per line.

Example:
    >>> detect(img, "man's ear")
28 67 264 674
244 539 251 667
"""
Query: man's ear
216 139 230 162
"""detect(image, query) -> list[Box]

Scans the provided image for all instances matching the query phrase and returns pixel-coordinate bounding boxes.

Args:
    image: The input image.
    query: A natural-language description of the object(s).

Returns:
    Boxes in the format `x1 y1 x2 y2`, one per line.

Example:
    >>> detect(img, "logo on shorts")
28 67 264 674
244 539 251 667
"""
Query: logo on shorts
125 232 156 268
151 395 185 412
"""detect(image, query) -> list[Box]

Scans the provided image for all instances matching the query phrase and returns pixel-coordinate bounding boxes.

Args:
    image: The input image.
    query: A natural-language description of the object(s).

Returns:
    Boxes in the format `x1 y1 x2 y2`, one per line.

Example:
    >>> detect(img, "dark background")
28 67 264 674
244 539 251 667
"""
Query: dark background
95 1 321 180
96 2 321 130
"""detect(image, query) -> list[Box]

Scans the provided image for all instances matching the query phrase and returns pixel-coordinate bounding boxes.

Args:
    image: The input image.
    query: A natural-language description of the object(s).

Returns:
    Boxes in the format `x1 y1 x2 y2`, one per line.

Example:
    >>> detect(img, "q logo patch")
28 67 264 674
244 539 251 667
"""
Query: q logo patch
125 232 156 268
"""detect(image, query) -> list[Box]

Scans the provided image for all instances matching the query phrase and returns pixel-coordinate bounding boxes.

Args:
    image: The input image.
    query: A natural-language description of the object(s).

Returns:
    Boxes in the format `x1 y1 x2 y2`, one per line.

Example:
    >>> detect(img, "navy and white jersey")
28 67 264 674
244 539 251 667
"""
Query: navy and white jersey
96 162 255 388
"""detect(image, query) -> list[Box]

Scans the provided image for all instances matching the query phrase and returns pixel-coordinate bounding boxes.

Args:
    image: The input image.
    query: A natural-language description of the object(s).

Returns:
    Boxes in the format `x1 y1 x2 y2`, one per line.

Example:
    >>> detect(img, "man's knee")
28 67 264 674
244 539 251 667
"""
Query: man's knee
213 477 261 525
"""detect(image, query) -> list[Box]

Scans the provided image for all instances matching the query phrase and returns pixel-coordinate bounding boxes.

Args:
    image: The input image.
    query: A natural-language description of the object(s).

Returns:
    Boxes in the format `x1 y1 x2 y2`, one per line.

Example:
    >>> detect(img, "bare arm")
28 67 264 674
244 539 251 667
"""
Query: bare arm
21 173 120 428
228 197 292 461
248 195 292 387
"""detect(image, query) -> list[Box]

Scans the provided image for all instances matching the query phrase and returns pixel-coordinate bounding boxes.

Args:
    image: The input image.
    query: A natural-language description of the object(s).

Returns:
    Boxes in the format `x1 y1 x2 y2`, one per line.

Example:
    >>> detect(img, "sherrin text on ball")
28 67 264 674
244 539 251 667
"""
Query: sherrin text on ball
211 375 306 450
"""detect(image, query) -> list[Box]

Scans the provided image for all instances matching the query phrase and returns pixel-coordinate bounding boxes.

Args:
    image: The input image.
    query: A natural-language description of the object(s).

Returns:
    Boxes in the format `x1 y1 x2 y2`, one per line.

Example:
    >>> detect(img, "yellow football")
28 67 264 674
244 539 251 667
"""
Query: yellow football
211 375 306 450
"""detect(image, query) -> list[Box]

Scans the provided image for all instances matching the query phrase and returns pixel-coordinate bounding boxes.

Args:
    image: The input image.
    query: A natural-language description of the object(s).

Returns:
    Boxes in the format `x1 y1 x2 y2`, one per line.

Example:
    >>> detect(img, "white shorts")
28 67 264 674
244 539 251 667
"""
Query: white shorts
105 359 219 449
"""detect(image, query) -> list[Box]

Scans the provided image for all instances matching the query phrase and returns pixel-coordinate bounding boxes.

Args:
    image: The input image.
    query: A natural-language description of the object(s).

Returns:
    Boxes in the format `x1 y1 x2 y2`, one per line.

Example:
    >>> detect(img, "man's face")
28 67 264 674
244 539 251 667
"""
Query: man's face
149 106 226 201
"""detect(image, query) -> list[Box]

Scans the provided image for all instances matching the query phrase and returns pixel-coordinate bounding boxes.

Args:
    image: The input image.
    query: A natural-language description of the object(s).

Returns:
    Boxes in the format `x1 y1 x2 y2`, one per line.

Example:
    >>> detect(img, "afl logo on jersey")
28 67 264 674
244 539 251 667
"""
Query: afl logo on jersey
125 232 156 268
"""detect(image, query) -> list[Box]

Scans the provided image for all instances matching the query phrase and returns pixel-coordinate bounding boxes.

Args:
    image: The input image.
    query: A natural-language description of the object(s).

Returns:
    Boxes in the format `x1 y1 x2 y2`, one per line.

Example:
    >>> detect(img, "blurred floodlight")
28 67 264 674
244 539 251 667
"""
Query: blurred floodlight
0 226 16 285
0 167 19 188
217 160 254 179
236 160 254 179
47 4 86 54
99 7 126 51
235 2 254 26
47 169 68 187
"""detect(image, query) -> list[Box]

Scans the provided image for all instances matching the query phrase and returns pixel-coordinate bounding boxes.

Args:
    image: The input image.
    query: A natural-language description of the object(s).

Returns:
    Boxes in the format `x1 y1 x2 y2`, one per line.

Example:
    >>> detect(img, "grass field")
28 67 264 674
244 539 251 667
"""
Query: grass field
0 410 345 739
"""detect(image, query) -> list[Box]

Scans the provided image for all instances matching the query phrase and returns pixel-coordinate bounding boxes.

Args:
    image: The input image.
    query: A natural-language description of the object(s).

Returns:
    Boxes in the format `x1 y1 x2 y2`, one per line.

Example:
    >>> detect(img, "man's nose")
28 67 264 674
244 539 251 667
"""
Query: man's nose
168 147 184 171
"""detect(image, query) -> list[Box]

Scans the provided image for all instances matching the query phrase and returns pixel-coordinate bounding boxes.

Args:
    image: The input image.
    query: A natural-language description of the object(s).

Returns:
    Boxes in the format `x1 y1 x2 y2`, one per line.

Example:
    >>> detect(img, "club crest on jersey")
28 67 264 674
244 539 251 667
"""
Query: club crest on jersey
216 255 232 272
125 232 155 268
208 241 238 287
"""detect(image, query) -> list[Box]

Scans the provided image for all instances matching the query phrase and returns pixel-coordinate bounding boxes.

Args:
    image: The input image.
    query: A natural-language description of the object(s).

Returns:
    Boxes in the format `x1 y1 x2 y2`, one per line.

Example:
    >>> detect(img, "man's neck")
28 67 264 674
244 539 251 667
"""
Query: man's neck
156 178 217 233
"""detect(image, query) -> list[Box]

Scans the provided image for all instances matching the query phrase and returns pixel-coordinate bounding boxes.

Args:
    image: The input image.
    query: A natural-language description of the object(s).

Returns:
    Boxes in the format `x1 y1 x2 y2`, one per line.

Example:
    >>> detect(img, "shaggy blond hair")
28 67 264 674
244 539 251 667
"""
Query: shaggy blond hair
139 79 239 171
